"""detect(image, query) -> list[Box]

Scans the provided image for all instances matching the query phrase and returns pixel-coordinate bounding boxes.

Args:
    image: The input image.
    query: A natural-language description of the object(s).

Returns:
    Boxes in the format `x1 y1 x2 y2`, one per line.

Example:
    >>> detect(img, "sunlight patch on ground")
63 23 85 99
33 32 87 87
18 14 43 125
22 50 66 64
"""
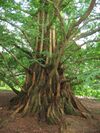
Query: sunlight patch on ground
76 95 98 100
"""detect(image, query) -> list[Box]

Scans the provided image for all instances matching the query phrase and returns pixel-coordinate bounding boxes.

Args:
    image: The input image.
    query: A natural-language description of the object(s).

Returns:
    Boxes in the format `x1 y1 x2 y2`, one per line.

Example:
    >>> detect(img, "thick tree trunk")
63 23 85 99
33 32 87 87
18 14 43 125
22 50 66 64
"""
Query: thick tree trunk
10 62 89 124
10 8 89 124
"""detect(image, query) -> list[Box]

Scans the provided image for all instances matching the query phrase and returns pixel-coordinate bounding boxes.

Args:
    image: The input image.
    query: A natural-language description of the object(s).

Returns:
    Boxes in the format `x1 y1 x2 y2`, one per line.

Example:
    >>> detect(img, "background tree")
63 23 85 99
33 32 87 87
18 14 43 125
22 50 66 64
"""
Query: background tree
0 0 100 123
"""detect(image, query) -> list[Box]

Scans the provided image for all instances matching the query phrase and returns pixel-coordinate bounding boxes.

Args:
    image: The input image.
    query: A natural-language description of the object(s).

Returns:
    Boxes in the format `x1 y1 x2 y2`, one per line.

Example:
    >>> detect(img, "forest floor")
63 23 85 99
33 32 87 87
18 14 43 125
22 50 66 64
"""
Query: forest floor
0 91 100 133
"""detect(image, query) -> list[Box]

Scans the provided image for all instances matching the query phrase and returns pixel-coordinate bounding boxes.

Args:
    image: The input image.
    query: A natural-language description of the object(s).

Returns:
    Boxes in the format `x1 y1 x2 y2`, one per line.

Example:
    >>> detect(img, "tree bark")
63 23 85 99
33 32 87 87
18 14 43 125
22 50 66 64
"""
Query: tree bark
10 7 90 124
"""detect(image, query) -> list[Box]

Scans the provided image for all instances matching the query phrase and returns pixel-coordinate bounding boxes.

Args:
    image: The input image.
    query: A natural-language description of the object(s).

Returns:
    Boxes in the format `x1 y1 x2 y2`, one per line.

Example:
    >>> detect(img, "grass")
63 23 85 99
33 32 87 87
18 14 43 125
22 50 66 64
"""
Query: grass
74 87 100 99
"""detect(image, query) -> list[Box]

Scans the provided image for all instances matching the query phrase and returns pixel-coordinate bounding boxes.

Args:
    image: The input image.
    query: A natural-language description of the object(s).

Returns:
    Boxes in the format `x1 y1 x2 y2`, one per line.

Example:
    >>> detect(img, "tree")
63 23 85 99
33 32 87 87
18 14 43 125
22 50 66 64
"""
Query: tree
0 0 100 123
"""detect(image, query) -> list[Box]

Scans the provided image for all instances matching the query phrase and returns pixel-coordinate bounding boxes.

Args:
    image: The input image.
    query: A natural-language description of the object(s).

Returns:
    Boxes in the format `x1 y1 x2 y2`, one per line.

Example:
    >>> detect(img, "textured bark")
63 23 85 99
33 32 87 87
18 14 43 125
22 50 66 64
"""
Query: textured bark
10 8 90 124
10 62 89 123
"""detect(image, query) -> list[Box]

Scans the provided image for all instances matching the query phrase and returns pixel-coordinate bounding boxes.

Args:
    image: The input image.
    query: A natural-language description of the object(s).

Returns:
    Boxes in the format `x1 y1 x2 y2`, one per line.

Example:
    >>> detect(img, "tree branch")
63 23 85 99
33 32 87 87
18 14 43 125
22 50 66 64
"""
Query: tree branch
78 38 100 46
0 44 28 70
67 0 96 38
13 43 33 58
75 57 100 64
61 40 99 65
0 77 19 95
0 52 23 88
75 27 100 40
0 17 33 49
47 0 66 38
79 17 100 30
75 0 96 27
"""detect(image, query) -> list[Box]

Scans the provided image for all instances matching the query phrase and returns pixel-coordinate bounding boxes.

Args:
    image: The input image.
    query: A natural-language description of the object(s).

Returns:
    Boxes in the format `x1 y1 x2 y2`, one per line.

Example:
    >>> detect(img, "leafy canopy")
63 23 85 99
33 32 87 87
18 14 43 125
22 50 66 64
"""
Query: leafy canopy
0 0 100 96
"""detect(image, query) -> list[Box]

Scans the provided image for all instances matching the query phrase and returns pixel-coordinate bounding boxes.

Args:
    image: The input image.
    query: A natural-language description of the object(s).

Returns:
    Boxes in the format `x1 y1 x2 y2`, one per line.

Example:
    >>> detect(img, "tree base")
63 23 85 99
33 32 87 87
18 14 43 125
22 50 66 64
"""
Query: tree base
10 63 90 124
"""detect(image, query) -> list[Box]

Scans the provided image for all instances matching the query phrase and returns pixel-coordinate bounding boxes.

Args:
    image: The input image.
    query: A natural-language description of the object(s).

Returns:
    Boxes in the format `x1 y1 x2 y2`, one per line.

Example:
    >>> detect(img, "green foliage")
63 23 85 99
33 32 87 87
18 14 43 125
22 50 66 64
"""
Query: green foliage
0 0 100 98
74 86 100 98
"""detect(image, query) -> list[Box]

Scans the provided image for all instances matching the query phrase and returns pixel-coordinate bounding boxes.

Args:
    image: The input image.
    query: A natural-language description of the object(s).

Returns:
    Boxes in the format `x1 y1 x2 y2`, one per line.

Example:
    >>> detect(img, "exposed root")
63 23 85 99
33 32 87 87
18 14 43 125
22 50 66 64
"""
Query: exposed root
10 63 91 124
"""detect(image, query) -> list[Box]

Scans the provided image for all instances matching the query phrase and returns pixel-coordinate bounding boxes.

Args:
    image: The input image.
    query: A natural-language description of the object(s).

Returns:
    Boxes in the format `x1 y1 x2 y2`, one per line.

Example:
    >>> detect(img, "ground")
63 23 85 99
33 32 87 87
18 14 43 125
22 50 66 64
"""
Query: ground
0 91 100 133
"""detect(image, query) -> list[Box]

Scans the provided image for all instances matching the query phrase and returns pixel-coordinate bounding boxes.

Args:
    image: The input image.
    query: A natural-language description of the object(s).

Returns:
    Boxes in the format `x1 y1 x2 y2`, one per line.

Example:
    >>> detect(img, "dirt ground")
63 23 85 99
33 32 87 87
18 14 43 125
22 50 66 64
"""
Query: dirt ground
0 91 100 133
